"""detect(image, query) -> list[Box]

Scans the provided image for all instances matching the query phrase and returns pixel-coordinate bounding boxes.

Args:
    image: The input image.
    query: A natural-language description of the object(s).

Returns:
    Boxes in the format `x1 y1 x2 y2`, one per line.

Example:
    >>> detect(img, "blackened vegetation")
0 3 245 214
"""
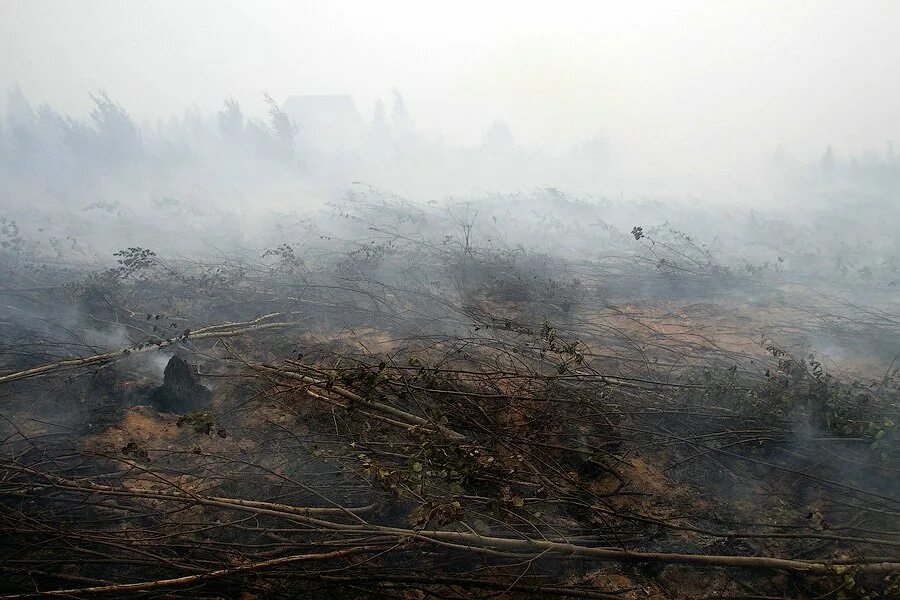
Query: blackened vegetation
0 190 898 599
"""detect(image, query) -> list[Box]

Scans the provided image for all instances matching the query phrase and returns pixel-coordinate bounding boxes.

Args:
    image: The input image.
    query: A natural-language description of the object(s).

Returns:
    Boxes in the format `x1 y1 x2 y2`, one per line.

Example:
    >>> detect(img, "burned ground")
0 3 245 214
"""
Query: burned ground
0 191 897 599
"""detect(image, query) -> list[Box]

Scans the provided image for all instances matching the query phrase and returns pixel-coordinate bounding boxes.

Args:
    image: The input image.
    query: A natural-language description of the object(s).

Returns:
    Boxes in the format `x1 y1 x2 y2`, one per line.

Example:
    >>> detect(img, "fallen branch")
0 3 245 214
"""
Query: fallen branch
257 364 467 441
0 546 380 598
0 314 303 386
5 462 897 577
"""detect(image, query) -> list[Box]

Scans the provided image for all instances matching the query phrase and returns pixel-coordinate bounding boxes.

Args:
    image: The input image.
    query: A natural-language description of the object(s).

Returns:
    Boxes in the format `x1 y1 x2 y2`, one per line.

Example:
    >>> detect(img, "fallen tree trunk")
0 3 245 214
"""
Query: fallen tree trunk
0 313 303 386
5 463 897 578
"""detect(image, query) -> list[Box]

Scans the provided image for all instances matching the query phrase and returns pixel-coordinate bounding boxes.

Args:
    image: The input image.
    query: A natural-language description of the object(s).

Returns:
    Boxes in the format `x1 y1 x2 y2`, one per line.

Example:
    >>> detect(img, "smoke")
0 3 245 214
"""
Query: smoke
3 1 900 197
0 0 896 449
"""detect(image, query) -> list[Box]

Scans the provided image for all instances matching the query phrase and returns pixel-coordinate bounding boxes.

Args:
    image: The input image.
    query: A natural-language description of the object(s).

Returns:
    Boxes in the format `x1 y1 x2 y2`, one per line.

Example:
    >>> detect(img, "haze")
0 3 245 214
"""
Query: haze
3 0 899 192
1 3 899 598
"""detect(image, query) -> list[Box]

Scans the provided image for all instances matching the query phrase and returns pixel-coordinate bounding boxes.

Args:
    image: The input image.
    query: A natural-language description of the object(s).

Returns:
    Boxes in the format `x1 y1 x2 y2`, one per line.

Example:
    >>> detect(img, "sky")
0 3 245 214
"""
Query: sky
2 0 899 167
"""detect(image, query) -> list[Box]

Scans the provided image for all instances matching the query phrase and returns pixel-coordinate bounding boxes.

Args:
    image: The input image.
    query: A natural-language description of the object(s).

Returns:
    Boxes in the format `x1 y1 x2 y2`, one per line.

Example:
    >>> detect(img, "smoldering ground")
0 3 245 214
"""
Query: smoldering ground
1 2 899 598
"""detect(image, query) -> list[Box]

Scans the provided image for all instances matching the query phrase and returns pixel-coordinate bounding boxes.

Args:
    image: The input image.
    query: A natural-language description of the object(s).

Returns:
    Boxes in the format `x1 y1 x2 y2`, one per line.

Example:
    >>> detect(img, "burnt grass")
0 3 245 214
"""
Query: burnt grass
0 195 898 599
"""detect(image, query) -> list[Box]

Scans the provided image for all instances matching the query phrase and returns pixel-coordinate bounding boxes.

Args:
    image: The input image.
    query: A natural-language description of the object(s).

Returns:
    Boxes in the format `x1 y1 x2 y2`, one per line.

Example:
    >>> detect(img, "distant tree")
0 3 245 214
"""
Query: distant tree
87 90 140 161
371 99 389 140
32 104 70 166
263 93 298 155
5 85 36 152
391 90 410 130
35 103 66 132
217 97 244 140
2 86 71 172
6 85 35 128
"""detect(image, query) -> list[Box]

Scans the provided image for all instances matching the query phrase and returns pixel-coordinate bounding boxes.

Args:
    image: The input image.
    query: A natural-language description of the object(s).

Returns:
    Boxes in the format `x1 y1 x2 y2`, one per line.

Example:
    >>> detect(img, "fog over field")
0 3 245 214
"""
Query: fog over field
0 2 898 599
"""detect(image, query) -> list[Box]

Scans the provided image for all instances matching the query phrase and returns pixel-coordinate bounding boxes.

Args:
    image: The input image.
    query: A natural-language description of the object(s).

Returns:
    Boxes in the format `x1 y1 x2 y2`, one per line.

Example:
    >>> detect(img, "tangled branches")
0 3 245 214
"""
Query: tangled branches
0 197 898 598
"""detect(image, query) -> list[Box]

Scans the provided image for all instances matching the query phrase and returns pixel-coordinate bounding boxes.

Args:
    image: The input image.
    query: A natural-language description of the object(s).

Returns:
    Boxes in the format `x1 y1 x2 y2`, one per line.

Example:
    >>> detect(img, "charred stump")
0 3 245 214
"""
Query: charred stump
148 355 211 413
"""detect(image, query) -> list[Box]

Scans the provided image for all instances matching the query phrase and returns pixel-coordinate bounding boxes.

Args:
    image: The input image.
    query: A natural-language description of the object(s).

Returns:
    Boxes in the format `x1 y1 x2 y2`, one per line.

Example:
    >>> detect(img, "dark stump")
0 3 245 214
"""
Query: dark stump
148 355 211 413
